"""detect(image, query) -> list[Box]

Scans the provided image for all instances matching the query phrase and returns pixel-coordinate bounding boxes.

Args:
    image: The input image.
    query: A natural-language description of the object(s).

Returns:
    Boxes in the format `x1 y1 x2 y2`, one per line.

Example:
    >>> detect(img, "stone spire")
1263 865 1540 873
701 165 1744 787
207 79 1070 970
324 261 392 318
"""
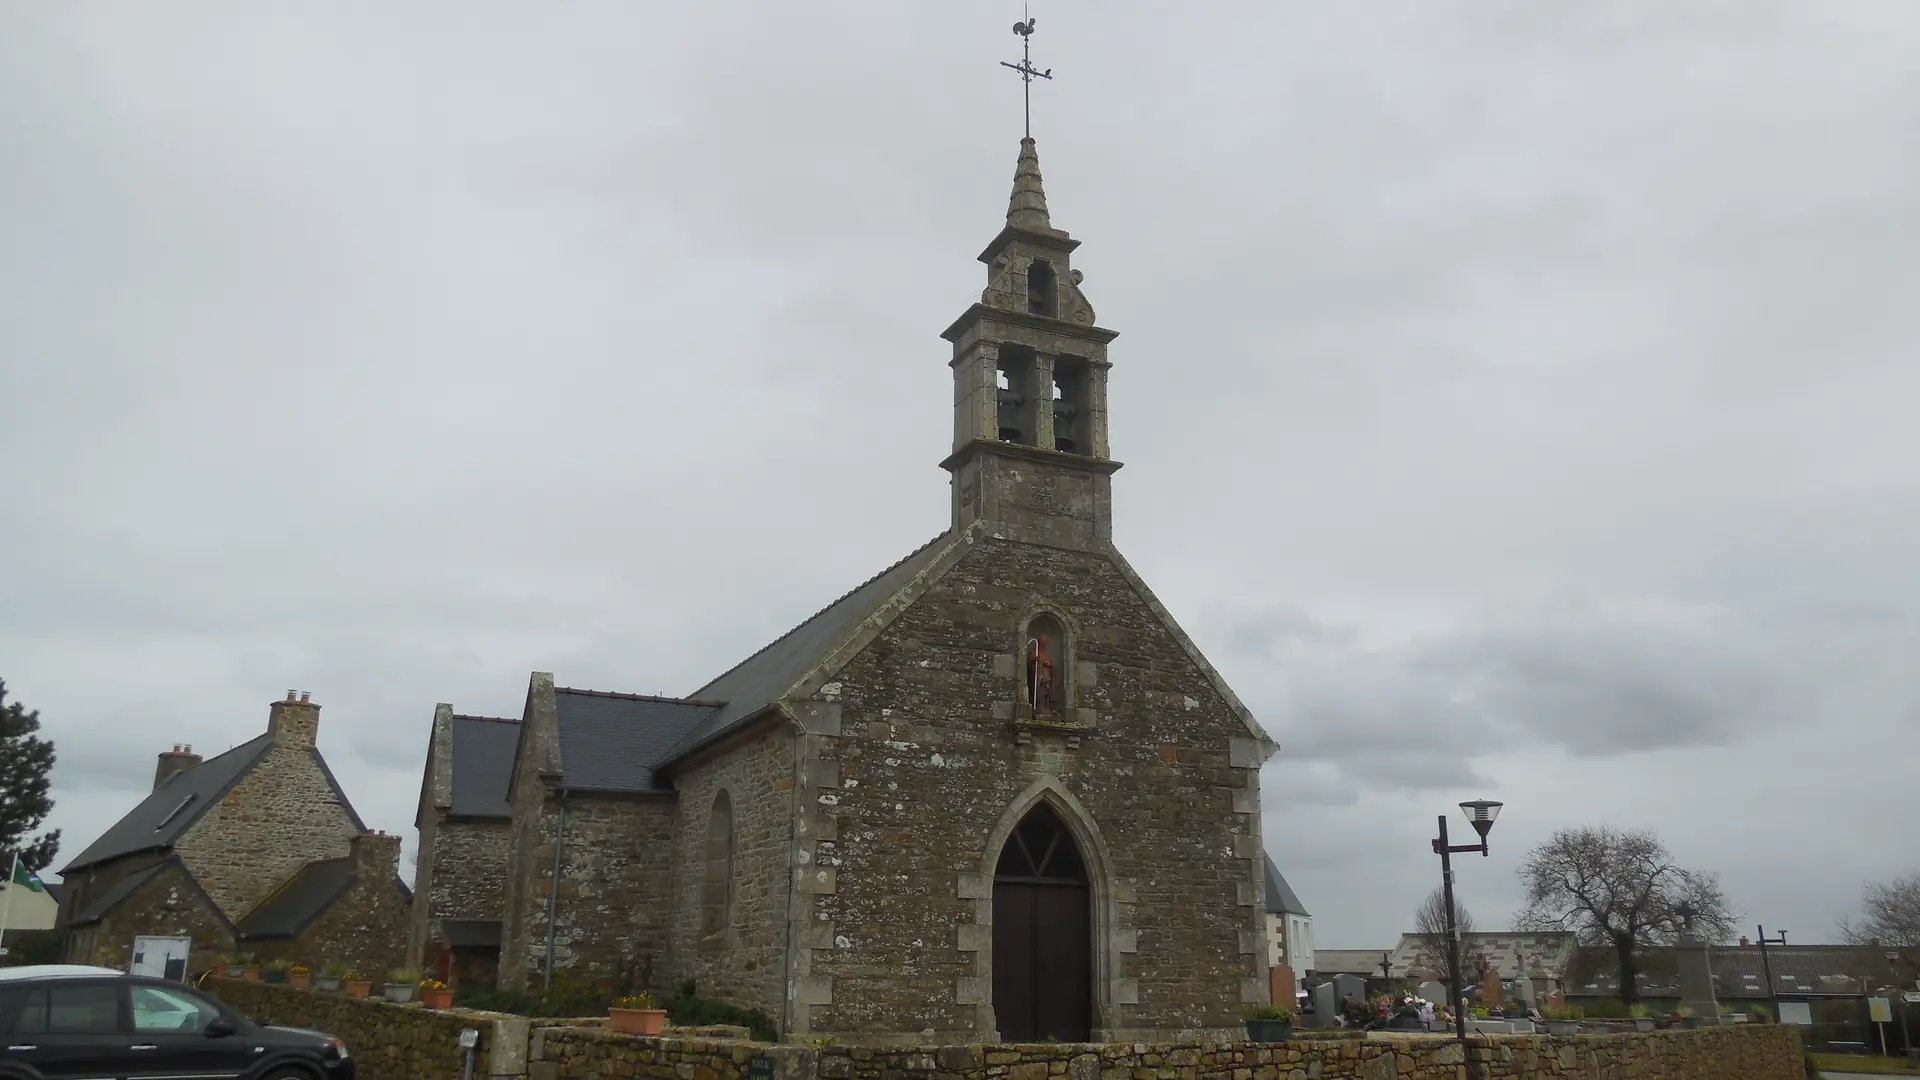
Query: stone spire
1006 137 1052 232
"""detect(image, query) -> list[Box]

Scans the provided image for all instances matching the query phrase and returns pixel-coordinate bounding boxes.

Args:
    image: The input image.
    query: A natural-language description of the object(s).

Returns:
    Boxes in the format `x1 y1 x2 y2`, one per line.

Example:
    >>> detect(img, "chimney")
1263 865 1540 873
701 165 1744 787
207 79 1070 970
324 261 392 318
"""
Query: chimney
267 691 321 748
153 743 203 791
350 830 403 880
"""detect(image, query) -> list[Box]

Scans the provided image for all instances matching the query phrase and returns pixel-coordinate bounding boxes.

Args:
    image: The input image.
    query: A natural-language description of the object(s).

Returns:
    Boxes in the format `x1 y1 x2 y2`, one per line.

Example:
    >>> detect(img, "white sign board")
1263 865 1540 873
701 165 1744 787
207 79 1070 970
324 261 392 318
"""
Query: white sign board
1868 997 1892 1023
1778 1001 1813 1026
1904 991 1920 1004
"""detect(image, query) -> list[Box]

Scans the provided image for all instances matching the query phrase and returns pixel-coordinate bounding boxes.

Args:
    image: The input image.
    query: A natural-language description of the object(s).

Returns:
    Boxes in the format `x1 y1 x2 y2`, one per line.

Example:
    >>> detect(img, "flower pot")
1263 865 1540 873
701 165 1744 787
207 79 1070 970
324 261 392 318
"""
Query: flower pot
345 980 372 999
422 989 453 1010
1243 1019 1293 1043
315 976 342 993
210 962 229 980
1634 1018 1655 1033
262 971 285 985
1679 1017 1701 1030
383 984 417 1004
242 967 261 982
1545 1021 1579 1036
609 1008 668 1036
289 973 311 989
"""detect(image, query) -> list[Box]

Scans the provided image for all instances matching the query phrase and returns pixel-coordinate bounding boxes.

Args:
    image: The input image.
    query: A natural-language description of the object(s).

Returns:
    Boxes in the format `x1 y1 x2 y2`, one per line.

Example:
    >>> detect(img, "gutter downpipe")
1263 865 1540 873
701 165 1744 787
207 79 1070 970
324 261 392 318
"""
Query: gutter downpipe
543 789 569 994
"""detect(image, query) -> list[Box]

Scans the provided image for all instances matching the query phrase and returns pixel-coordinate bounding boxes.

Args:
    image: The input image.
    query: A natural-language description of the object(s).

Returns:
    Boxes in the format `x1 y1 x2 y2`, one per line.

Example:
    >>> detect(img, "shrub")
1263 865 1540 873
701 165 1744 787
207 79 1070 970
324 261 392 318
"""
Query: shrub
342 971 368 983
1804 1051 1822 1080
262 958 288 972
1543 1005 1584 1022
322 961 350 978
612 992 658 1010
388 968 421 985
288 965 309 975
663 981 777 1041
420 979 448 992
1240 1003 1293 1021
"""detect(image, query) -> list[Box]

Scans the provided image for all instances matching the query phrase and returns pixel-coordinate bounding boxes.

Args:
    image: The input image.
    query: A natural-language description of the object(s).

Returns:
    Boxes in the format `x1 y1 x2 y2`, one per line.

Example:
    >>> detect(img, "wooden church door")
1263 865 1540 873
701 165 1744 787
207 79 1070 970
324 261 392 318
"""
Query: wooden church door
992 803 1092 1042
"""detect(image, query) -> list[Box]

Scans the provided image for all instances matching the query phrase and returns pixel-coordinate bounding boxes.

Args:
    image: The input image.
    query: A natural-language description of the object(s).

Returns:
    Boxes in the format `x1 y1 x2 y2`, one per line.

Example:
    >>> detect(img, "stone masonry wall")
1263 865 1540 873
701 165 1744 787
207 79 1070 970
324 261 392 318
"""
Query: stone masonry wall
78 860 233 974
174 737 362 919
662 729 795 1017
208 979 528 1080
502 786 677 990
789 536 1268 1040
526 1027 1803 1080
249 877 412 978
431 816 514 924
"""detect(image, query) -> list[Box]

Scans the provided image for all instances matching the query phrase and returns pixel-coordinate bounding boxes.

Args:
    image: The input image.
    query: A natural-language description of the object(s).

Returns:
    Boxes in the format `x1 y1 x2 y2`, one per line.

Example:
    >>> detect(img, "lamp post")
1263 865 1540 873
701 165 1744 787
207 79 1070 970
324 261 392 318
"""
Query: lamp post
1432 799 1504 1047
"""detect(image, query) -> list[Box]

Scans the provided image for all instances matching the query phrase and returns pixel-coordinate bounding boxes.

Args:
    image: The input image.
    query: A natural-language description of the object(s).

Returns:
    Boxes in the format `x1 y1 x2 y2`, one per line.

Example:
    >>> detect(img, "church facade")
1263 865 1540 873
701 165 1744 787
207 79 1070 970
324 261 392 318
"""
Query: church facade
413 138 1279 1043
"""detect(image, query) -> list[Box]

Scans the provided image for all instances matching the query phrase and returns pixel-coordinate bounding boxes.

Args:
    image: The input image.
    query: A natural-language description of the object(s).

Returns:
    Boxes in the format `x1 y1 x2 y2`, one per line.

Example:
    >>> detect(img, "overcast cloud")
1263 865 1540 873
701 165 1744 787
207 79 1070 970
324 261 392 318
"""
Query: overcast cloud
4 2 1917 950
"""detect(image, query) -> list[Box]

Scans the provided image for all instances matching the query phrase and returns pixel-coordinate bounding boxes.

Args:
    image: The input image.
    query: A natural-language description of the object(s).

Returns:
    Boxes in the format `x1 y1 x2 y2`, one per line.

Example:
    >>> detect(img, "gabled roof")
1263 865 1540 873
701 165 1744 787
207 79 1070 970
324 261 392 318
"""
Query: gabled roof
656 532 951 765
449 715 520 817
234 858 356 940
68 859 232 933
1264 855 1309 916
551 690 720 793
61 735 273 874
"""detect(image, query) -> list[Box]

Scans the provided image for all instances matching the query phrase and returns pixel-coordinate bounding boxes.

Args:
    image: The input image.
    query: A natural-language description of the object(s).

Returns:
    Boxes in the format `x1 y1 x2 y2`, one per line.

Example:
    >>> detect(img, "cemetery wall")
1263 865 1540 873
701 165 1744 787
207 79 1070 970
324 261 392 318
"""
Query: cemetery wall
208 979 529 1080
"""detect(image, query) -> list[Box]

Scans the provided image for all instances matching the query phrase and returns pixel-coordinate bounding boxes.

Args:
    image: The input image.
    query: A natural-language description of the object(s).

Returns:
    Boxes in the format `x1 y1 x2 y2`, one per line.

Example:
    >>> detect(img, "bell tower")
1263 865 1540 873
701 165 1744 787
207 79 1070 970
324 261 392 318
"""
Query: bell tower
941 137 1121 552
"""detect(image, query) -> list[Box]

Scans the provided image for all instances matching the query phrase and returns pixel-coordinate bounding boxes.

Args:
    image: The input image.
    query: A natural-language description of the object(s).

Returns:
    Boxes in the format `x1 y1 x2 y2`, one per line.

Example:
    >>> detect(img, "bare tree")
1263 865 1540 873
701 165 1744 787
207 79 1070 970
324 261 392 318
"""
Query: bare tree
1840 872 1920 969
1516 825 1736 1004
1411 887 1475 994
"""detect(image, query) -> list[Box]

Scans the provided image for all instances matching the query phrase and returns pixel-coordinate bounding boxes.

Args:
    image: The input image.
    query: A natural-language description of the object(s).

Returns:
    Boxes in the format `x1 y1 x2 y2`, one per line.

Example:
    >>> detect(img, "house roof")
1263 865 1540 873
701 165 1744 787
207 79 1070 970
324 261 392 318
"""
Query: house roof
449 715 520 817
551 690 722 793
60 736 273 873
1568 944 1905 999
68 864 168 927
1264 855 1309 916
657 533 951 765
234 858 357 940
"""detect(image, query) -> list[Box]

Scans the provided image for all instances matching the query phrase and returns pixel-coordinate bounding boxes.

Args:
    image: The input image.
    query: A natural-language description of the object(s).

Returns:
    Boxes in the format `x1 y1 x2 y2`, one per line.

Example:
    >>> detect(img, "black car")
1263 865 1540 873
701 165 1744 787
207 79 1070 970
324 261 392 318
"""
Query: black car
0 965 353 1080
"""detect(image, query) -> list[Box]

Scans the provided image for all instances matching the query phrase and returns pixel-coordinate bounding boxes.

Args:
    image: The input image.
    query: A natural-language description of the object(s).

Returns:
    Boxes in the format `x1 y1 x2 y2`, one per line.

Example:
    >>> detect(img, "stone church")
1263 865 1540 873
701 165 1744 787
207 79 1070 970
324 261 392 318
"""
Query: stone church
412 138 1279 1044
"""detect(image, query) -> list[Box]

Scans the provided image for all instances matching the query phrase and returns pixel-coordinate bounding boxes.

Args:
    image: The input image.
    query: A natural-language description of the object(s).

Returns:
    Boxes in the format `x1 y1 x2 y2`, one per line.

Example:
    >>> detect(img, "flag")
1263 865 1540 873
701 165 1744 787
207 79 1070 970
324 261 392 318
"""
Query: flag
9 857 43 893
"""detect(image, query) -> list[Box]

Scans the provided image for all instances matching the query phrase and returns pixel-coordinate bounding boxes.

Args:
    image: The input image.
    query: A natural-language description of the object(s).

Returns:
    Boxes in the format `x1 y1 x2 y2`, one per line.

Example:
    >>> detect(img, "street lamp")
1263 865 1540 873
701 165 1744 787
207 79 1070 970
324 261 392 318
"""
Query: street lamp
1432 799 1504 1046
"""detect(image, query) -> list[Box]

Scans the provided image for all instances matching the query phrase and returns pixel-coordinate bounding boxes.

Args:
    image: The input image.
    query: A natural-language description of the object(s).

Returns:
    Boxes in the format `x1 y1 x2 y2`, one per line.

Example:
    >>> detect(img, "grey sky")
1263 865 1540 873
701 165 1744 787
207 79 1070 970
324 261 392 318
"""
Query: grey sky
4 2 1917 949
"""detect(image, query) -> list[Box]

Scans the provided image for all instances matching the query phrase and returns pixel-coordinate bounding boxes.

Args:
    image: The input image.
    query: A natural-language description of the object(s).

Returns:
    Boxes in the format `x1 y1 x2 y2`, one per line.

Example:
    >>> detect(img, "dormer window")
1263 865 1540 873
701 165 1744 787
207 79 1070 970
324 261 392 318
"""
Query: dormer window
153 793 197 831
1027 260 1057 317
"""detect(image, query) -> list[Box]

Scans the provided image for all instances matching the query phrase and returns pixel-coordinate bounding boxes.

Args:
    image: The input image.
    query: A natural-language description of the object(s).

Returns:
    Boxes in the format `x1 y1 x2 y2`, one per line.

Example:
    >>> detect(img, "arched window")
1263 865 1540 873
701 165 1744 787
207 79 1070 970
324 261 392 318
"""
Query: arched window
701 791 733 937
1022 612 1068 715
1027 260 1057 317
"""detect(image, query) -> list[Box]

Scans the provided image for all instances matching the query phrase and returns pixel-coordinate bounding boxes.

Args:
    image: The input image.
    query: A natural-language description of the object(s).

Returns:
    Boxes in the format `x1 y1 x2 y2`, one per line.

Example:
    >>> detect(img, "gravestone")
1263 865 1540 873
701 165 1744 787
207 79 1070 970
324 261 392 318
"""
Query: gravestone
1510 976 1537 1009
1310 982 1338 1028
1419 980 1448 1006
1333 973 1367 1005
1676 933 1719 1018
1476 956 1503 1007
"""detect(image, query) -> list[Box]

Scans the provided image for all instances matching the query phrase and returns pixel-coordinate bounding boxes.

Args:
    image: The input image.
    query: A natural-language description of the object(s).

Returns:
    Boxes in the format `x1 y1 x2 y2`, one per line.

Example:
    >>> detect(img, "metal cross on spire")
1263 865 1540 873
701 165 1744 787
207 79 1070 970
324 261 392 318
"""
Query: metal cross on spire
999 10 1052 139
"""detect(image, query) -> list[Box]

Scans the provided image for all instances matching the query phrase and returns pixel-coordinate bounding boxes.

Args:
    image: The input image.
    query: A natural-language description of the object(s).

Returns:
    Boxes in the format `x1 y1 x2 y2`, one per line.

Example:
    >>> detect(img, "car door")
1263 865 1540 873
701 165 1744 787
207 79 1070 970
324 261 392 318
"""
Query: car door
3 980 129 1079
124 982 257 1080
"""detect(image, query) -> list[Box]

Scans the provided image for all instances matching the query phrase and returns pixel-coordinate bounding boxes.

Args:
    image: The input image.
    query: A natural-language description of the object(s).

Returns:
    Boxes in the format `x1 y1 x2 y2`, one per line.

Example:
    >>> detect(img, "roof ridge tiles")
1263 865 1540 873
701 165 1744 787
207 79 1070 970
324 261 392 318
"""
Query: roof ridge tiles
450 714 521 724
552 687 727 707
687 532 948 699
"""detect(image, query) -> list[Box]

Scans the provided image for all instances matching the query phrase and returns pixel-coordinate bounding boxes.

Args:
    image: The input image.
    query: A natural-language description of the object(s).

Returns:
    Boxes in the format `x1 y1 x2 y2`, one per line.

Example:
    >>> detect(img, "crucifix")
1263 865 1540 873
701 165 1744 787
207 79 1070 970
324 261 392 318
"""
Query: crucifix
999 12 1053 138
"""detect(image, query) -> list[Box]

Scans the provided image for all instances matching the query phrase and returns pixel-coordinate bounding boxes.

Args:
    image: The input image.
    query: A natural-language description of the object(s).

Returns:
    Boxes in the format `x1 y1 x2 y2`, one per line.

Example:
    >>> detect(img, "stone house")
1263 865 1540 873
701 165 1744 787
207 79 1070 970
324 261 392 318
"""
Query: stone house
407 705 519 989
57 692 411 978
437 137 1280 1043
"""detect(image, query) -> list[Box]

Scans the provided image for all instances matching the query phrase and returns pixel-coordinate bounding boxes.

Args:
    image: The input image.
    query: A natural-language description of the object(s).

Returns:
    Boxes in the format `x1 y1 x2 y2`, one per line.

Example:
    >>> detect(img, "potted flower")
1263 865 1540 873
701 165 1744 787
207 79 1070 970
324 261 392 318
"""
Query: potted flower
343 971 372 998
1675 1006 1700 1030
609 991 669 1036
209 954 233 980
1240 1003 1294 1043
240 955 261 982
261 958 288 985
316 962 347 993
1629 1004 1655 1032
287 964 311 990
419 978 453 1010
1543 1005 1583 1036
384 968 421 1004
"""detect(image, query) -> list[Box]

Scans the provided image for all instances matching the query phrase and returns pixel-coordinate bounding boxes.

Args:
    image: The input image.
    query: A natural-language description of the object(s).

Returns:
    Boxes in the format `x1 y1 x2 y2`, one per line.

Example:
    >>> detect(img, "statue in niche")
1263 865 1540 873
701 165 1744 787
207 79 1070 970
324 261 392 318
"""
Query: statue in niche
1026 632 1057 714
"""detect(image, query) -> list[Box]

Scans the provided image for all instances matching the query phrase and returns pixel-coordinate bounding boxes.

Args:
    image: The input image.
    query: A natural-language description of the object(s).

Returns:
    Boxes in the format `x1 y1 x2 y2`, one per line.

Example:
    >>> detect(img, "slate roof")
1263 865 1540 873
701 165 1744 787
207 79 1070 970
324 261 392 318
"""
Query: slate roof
552 690 721 793
449 715 520 817
68 864 169 927
60 736 274 873
1264 855 1309 916
1567 944 1904 999
657 532 950 766
1314 949 1394 976
234 858 357 940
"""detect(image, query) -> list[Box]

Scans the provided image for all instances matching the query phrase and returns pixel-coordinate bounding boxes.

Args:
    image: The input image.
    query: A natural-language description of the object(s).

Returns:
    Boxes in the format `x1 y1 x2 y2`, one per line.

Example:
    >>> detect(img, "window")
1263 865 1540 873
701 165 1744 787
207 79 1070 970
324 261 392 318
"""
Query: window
701 790 734 937
130 985 221 1032
11 984 121 1035
153 793 197 831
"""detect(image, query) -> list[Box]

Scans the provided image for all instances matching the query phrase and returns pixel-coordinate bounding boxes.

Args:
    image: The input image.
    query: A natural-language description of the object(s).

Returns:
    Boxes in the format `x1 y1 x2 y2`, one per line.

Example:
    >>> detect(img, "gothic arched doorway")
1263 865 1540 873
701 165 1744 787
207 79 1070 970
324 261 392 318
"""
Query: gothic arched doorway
992 802 1092 1042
